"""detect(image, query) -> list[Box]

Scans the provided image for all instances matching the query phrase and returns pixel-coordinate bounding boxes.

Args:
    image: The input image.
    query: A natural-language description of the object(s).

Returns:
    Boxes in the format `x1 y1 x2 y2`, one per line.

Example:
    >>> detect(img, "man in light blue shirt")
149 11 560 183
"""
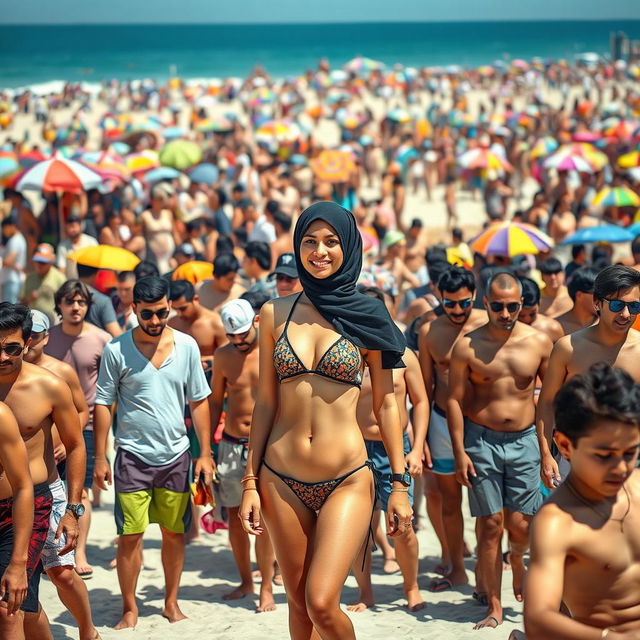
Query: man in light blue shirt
93 276 214 630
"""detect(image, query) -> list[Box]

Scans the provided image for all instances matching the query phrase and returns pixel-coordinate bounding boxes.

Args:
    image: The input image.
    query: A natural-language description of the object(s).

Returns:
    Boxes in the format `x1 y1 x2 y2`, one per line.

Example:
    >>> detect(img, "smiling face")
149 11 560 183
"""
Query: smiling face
299 219 344 279
596 286 640 334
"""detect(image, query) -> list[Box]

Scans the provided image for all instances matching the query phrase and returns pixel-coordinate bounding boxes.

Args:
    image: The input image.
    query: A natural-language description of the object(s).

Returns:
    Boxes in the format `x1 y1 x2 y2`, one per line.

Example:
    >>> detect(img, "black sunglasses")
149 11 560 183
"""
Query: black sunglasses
489 301 521 313
0 343 24 356
604 299 640 315
442 298 473 309
62 297 88 307
139 308 170 320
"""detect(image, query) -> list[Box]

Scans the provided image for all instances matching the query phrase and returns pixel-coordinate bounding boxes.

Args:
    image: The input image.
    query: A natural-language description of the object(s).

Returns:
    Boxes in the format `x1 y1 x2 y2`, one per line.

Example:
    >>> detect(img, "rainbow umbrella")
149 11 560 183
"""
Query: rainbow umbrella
343 56 385 73
125 150 160 175
546 143 608 171
592 187 640 208
470 221 554 256
544 154 594 173
530 136 559 159
0 150 19 179
617 151 640 169
255 119 304 144
81 151 130 182
310 150 356 183
17 154 102 194
247 87 276 107
195 117 233 133
457 148 513 172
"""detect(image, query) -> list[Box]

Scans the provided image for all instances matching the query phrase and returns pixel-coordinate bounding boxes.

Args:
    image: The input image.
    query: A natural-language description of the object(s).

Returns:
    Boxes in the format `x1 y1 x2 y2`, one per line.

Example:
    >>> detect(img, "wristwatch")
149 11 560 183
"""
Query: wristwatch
65 503 86 518
391 471 412 487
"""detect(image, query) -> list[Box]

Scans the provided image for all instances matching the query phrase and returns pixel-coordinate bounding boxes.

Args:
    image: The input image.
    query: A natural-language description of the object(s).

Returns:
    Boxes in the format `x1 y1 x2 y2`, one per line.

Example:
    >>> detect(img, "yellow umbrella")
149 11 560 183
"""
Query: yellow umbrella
310 150 356 183
68 245 141 271
172 261 214 284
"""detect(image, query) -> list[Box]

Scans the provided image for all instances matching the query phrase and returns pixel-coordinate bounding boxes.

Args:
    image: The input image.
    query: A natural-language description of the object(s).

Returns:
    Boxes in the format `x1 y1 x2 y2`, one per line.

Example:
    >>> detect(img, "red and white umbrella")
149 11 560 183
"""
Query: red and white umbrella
17 153 103 194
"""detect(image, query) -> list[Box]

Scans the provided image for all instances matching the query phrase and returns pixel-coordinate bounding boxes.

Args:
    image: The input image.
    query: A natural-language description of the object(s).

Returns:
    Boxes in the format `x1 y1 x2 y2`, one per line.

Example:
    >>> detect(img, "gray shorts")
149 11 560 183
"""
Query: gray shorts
217 434 248 508
464 419 543 517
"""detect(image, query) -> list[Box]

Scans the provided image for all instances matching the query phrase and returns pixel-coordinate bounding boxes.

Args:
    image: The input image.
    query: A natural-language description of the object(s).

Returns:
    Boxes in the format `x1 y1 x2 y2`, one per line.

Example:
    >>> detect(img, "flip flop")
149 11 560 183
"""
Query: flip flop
429 577 453 593
75 568 93 580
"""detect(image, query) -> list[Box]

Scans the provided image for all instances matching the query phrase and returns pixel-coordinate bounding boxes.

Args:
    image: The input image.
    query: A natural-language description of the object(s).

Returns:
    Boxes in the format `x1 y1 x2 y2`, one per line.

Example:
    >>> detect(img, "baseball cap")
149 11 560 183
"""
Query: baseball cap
32 243 55 264
30 309 50 333
174 243 195 258
383 230 406 249
66 214 82 224
269 253 298 279
220 298 255 335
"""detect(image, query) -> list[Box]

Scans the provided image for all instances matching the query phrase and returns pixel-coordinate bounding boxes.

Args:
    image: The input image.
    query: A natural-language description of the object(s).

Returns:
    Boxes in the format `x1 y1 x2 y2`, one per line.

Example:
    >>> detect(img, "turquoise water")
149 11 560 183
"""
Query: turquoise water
1 21 638 88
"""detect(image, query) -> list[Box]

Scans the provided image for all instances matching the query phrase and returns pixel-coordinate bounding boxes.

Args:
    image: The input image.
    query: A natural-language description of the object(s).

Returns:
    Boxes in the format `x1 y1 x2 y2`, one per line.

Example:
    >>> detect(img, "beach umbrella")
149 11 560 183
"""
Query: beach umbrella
477 65 494 77
386 108 411 124
544 154 594 173
457 148 513 172
172 261 214 285
617 152 640 169
603 120 637 142
144 167 182 183
343 56 385 73
511 59 529 71
69 245 141 271
255 120 304 145
572 131 600 143
126 114 167 132
247 87 276 107
530 136 559 159
81 151 130 182
17 154 102 194
161 126 187 140
18 149 47 168
561 225 635 245
546 143 608 171
310 150 356 183
125 150 160 175
470 222 554 257
195 117 234 133
592 187 640 208
188 163 219 184
159 140 202 170
0 151 19 179
336 111 364 130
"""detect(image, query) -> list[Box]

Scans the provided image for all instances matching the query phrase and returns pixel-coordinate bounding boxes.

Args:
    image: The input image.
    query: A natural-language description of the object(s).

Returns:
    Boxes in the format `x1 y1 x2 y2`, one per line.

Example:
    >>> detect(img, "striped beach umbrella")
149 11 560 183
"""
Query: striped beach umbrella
0 150 19 179
457 148 513 172
344 56 385 73
195 117 234 133
17 154 102 194
544 153 594 173
255 120 304 145
247 87 276 107
592 187 640 208
470 221 554 257
18 149 48 168
125 150 160 175
530 136 559 159
617 151 640 169
546 143 608 171
81 151 130 182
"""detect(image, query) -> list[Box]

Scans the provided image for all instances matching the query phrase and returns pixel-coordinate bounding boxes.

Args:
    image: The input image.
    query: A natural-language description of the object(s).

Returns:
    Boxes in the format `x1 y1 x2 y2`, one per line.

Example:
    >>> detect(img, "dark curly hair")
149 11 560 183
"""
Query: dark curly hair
554 362 640 445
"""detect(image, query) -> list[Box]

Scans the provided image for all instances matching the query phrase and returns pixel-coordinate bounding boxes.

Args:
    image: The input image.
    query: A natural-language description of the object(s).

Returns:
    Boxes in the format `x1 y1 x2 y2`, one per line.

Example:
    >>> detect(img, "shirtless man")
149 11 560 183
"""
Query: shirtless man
0 303 86 639
555 267 598 335
419 266 486 590
197 253 246 313
168 279 227 374
23 310 99 640
538 257 573 318
0 402 33 640
448 272 552 629
525 363 640 640
350 287 428 611
537 265 640 487
210 298 276 612
518 278 564 343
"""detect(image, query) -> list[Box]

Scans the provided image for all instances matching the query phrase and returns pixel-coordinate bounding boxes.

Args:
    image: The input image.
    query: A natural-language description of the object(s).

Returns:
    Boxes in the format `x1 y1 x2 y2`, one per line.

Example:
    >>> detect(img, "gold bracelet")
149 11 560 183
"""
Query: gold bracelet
242 487 258 493
601 629 610 640
241 475 259 484
390 488 409 493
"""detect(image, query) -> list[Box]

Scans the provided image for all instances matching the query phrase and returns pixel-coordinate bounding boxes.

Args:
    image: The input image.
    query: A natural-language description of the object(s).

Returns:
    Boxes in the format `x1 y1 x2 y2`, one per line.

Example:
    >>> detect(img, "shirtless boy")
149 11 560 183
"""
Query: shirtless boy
0 303 86 639
168 279 227 374
518 278 564 343
197 253 246 312
537 265 640 487
448 272 553 629
538 258 573 318
525 363 640 640
210 298 276 612
0 401 33 640
555 267 598 335
419 266 486 589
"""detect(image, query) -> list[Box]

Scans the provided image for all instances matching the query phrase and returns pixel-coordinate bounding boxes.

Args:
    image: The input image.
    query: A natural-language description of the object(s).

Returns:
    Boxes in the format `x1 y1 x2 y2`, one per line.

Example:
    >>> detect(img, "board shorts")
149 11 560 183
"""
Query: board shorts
114 448 192 535
365 432 414 513
464 419 543 518
0 482 52 612
40 478 75 570
428 404 455 475
216 433 249 508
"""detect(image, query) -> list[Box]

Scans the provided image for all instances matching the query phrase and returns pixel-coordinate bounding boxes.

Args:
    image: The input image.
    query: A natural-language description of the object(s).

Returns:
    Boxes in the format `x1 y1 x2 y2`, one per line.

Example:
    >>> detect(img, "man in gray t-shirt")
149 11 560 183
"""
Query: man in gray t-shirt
93 276 214 629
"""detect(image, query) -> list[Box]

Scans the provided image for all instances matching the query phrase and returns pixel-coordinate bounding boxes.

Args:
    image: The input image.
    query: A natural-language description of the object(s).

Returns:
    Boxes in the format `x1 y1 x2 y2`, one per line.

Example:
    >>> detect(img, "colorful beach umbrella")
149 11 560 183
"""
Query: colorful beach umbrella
195 117 234 133
18 149 47 168
545 143 608 171
470 222 554 257
255 120 304 145
17 154 102 194
247 87 276 107
386 108 411 124
561 225 635 245
0 151 19 179
530 136 559 159
336 111 364 130
592 187 640 208
310 150 356 183
159 140 202 170
457 148 513 172
125 150 160 175
68 245 141 271
617 152 640 169
544 154 594 173
81 151 130 183
343 56 385 73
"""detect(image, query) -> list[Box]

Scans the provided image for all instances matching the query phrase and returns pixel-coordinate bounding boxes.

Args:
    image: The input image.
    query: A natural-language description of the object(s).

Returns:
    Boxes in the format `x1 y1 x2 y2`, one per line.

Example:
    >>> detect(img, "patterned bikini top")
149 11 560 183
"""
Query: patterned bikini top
273 293 363 388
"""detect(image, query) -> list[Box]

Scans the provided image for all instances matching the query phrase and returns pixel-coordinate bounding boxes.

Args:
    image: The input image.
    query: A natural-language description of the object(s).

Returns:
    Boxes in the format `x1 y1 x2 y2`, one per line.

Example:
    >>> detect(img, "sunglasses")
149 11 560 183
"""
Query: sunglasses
489 302 521 313
604 298 640 315
0 343 24 356
62 297 88 307
442 298 473 309
139 308 170 320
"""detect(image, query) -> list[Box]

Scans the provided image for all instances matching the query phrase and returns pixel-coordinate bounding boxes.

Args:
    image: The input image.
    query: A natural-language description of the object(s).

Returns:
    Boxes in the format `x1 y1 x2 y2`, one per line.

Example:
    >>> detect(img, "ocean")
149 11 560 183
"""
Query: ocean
1 21 639 90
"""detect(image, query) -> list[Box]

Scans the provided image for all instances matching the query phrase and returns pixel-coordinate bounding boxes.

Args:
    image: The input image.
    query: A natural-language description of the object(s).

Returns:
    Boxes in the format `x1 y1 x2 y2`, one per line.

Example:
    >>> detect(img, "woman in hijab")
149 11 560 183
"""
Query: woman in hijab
239 202 412 639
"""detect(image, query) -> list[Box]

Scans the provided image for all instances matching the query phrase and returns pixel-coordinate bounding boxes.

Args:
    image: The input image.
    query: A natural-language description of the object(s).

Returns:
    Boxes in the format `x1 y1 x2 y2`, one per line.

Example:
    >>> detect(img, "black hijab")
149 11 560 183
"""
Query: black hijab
293 201 406 369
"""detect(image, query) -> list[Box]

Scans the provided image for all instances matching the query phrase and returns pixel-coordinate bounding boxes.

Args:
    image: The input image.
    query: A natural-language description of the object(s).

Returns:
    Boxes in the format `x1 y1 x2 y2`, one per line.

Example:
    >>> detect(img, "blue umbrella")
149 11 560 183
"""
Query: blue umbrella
145 167 182 183
188 163 219 184
561 225 635 245
162 126 187 140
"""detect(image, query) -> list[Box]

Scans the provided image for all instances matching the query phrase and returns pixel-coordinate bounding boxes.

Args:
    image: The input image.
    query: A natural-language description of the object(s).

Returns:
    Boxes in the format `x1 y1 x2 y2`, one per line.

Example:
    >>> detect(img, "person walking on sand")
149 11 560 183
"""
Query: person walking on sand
239 202 412 640
210 298 277 612
448 271 552 629
93 276 215 630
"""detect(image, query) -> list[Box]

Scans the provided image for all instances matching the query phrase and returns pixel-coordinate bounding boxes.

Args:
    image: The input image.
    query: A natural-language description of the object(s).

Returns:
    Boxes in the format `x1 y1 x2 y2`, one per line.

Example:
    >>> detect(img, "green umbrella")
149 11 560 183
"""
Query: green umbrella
159 140 202 170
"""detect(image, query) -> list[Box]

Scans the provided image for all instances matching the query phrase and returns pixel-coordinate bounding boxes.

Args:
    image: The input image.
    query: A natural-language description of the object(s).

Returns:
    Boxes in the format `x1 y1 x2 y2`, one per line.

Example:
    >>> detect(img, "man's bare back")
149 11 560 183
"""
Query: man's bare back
530 314 564 343
539 287 573 318
555 308 596 335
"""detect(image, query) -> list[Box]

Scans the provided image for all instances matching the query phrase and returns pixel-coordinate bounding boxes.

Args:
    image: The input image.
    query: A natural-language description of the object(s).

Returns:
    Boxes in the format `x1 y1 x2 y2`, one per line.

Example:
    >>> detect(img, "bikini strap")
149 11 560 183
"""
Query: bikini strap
283 292 304 333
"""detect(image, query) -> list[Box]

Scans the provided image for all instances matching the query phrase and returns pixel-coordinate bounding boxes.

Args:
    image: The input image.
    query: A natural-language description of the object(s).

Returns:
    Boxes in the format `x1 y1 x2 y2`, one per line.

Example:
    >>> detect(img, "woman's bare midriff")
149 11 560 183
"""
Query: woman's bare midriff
264 375 368 481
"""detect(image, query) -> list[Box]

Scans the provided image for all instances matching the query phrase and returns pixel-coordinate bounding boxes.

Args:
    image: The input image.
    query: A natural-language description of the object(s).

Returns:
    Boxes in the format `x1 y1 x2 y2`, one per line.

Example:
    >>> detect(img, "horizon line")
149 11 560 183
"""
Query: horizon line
2 17 640 27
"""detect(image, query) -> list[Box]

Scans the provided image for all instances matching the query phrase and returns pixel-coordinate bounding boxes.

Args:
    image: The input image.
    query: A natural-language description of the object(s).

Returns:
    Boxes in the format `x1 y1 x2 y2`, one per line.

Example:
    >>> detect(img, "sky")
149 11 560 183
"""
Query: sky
3 0 639 24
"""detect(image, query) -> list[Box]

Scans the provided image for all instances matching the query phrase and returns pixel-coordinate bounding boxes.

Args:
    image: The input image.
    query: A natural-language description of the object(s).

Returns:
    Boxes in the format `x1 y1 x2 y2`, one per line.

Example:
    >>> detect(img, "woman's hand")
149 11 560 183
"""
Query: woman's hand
238 488 264 536
387 490 413 537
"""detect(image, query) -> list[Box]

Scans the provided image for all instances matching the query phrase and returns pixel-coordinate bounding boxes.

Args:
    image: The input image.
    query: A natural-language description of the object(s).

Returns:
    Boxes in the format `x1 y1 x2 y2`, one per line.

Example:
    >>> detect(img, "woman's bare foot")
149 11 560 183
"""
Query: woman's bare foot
256 586 276 613
223 584 254 600
383 557 400 574
74 561 94 580
510 553 526 602
474 613 502 630
406 587 426 612
114 610 137 630
162 602 187 623
347 593 375 612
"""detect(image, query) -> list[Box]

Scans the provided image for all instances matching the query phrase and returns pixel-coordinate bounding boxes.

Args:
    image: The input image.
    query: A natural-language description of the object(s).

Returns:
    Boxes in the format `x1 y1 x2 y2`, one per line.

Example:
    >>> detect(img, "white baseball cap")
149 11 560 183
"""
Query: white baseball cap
220 298 255 334
30 309 50 333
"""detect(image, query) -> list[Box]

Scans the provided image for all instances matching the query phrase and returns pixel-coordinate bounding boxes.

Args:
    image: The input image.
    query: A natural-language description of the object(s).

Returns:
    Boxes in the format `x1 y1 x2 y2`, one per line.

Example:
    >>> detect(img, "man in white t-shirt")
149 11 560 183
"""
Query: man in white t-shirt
0 215 27 303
